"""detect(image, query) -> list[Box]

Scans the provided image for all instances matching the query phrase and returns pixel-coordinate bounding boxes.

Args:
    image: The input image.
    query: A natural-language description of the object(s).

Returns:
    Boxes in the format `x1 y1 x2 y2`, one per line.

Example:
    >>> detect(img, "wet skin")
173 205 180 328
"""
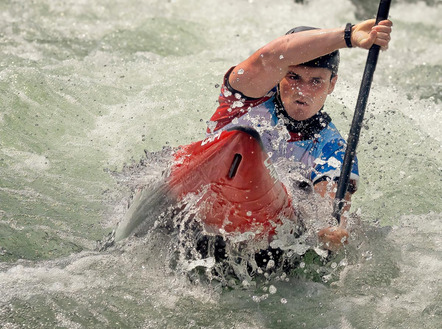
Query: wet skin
279 65 337 121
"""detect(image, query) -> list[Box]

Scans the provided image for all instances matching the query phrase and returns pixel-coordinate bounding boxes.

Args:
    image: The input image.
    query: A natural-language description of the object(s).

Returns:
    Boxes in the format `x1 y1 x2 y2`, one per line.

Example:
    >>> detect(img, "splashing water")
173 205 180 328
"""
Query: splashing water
1 0 441 328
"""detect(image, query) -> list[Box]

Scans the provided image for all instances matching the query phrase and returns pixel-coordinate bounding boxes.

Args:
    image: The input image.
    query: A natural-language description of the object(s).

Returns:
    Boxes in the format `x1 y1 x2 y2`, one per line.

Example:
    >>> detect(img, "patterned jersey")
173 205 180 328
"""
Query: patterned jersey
207 67 359 188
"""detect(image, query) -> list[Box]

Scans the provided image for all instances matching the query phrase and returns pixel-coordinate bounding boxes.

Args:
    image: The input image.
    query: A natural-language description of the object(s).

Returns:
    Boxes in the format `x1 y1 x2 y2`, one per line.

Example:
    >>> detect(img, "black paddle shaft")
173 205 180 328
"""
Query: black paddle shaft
333 0 392 222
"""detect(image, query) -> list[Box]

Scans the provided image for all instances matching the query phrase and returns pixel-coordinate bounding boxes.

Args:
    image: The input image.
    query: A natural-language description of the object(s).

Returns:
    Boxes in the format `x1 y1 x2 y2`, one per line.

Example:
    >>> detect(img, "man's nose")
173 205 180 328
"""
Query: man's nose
295 82 311 95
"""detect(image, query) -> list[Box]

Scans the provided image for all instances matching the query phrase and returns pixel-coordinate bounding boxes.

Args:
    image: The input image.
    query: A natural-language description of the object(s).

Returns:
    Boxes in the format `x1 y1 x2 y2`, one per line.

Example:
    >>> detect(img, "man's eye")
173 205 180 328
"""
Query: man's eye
288 75 299 80
312 79 322 85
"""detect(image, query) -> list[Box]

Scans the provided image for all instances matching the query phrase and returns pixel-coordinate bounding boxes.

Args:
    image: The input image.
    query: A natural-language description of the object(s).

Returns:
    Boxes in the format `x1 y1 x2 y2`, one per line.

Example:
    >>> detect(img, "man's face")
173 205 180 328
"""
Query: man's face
279 65 337 121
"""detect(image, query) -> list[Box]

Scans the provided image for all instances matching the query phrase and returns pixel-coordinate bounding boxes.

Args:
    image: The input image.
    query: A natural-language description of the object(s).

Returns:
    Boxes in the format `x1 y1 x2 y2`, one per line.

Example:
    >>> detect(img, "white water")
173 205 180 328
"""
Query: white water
1 0 441 328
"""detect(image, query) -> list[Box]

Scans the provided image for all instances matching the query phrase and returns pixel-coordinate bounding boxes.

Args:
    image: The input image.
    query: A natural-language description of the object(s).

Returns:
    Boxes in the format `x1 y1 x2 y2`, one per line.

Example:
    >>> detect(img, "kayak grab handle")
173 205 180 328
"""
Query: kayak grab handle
228 153 242 179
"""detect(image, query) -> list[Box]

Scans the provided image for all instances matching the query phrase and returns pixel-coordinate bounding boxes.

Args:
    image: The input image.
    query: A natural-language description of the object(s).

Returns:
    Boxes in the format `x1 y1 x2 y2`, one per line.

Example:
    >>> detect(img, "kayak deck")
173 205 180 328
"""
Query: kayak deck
168 127 296 240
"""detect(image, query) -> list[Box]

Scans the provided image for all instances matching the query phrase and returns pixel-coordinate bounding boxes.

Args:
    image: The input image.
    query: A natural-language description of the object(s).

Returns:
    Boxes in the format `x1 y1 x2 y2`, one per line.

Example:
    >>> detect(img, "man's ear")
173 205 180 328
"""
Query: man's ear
328 75 338 94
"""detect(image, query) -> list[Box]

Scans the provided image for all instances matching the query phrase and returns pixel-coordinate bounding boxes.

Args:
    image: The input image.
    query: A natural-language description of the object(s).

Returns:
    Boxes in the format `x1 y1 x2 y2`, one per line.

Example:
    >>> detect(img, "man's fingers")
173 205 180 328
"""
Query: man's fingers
373 20 392 48
353 19 393 49
318 227 349 251
378 19 393 27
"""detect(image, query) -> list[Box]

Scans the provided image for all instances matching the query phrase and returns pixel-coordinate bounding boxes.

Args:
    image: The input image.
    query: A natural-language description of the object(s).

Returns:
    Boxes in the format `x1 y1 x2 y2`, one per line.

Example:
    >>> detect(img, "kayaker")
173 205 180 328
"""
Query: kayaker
207 19 393 251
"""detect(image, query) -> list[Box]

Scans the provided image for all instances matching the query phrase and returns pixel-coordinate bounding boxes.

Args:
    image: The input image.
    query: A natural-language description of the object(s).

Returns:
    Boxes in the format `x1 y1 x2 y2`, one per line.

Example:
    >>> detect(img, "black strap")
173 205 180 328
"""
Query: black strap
344 23 353 48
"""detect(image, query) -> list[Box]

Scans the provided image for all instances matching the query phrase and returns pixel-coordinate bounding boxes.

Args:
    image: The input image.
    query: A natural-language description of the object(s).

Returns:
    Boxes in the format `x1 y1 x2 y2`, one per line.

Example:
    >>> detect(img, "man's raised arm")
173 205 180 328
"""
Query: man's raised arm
228 19 392 98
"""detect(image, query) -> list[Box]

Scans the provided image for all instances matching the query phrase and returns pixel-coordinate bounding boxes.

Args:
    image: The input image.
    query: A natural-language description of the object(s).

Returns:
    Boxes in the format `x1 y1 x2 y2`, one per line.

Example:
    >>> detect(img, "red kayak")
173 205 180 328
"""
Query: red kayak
168 127 296 241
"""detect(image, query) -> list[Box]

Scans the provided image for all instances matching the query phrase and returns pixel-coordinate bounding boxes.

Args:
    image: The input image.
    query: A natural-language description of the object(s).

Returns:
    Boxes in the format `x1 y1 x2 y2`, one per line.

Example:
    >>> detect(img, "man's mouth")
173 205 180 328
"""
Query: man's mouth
295 100 308 106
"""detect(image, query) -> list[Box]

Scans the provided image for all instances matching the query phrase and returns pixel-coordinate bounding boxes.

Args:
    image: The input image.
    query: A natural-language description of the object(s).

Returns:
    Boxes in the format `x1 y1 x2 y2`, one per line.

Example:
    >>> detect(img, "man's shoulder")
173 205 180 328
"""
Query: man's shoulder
208 67 278 133
309 121 348 156
318 121 344 142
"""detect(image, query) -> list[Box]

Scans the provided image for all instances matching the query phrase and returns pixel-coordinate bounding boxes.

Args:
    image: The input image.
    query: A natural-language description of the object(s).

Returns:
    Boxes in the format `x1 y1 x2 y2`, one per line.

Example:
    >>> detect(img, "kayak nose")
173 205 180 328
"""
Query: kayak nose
168 126 296 240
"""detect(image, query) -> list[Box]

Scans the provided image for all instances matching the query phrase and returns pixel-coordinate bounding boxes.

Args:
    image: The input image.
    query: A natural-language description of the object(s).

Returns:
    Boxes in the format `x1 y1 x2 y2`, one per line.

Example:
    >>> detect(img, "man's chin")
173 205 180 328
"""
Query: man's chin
286 109 314 121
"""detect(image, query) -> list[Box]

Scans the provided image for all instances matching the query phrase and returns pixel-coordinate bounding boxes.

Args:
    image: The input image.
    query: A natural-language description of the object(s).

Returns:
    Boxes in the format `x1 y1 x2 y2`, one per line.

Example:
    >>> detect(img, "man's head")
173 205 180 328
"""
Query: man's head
279 26 339 121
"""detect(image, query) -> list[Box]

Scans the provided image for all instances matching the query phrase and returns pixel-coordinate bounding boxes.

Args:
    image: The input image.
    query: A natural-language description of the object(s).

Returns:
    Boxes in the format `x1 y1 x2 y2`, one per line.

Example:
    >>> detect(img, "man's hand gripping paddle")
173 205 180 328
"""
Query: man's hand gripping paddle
333 0 392 222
